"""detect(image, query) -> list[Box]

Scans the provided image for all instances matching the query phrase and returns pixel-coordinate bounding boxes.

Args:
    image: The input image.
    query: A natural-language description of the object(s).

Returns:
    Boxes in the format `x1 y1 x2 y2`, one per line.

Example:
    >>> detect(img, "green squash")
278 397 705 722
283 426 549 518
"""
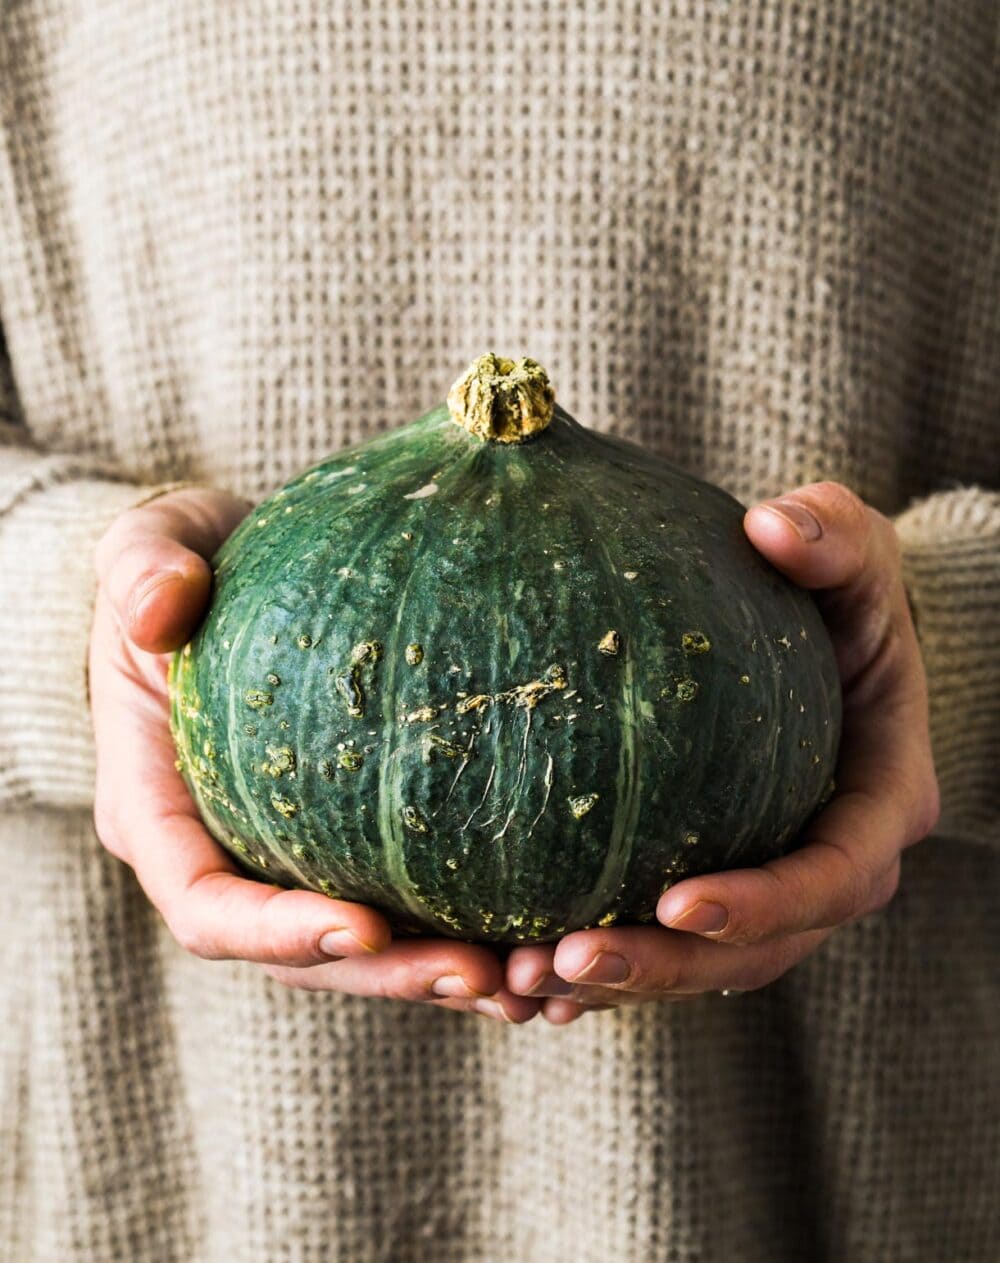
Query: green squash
169 354 841 944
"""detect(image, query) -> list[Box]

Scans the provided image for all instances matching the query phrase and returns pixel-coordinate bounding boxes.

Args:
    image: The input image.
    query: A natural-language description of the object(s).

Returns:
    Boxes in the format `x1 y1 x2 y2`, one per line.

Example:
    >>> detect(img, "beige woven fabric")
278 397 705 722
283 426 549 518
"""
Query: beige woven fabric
1 3 998 1260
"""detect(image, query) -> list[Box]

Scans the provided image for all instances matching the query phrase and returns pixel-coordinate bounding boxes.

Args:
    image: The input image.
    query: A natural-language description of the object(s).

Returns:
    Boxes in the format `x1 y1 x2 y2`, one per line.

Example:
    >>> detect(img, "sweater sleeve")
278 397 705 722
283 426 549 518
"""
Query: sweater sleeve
0 438 164 810
893 486 1000 845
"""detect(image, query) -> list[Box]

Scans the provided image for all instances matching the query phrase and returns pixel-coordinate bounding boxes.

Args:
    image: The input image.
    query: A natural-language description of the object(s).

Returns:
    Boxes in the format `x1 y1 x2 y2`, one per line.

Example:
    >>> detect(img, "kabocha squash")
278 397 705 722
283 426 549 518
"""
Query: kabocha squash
169 354 841 944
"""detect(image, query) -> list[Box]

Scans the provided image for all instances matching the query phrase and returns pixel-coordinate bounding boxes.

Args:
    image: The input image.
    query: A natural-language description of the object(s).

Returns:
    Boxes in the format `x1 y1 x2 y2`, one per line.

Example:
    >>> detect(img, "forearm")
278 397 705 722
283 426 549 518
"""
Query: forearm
894 485 1000 843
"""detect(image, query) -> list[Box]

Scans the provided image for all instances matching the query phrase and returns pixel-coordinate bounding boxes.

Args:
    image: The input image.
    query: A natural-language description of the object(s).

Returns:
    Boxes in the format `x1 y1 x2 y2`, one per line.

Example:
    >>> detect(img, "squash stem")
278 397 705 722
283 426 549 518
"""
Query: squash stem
447 352 554 443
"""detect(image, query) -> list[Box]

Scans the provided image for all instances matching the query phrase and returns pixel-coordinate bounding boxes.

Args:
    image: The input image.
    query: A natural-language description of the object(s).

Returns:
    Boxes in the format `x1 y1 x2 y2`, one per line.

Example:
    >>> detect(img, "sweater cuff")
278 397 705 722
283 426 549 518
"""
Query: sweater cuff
0 453 159 810
894 486 1000 843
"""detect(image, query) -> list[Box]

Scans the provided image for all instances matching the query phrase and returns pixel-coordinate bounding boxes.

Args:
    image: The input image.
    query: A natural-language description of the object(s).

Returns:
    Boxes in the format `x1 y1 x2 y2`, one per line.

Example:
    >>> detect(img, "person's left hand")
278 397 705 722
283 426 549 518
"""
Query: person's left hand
506 481 941 1025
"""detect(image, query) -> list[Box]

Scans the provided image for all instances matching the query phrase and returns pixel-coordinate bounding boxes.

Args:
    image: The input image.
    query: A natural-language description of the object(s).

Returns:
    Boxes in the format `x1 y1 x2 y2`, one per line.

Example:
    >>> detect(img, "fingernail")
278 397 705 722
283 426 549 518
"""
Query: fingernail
431 974 486 999
762 500 822 542
528 973 574 997
128 568 185 622
474 998 513 1022
567 951 630 984
666 900 729 934
319 928 377 957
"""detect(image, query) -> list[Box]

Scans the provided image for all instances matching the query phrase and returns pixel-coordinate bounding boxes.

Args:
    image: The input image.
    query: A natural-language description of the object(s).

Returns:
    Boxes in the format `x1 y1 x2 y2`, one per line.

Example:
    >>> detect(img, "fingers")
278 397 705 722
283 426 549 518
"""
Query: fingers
509 925 831 1003
131 811 537 1020
657 792 906 946
95 487 251 653
538 999 606 1025
99 789 392 965
263 940 540 1022
505 944 564 999
655 691 937 948
508 485 935 1006
506 944 629 1023
743 480 877 591
93 701 533 1012
708 478 940 947
90 630 391 969
743 481 921 702
90 488 539 1023
99 764 537 1019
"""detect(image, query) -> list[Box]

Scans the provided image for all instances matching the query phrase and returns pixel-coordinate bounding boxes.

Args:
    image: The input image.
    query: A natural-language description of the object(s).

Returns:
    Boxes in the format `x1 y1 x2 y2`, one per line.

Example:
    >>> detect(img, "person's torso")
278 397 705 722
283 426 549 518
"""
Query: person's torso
1 1 997 506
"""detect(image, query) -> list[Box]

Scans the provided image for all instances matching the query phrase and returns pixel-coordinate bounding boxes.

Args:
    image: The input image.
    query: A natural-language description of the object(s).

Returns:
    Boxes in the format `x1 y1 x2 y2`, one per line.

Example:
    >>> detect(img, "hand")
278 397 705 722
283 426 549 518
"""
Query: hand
90 486 539 1024
506 481 941 1024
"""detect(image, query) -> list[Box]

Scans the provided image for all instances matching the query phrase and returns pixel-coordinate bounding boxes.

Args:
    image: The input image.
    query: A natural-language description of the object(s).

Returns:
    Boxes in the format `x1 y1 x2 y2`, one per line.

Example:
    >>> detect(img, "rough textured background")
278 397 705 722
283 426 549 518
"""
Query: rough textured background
0 2 998 1259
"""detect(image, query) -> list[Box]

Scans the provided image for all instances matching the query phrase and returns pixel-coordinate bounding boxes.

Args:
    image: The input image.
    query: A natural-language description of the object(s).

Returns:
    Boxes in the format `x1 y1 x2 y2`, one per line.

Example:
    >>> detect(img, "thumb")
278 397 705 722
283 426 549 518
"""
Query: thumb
95 486 251 654
742 480 891 591
743 480 915 698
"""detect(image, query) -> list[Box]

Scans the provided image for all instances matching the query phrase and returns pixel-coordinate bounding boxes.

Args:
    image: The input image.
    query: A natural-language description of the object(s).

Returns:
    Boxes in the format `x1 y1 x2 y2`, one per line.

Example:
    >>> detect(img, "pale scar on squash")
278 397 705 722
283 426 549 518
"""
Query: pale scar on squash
422 734 466 763
333 639 383 719
401 805 429 833
681 631 711 654
404 705 439 724
260 745 296 778
661 677 699 702
452 664 567 716
568 792 600 819
598 629 621 655
269 793 298 819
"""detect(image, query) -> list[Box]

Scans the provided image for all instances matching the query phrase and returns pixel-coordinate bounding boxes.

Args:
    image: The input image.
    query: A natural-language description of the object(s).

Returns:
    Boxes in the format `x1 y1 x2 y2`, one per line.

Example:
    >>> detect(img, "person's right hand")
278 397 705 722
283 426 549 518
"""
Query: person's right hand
90 486 539 1023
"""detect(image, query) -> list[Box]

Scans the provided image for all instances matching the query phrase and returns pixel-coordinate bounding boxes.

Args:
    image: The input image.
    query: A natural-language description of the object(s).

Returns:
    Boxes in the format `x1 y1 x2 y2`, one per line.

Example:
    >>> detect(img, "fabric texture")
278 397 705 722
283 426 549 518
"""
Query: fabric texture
0 2 998 1260
0 449 148 808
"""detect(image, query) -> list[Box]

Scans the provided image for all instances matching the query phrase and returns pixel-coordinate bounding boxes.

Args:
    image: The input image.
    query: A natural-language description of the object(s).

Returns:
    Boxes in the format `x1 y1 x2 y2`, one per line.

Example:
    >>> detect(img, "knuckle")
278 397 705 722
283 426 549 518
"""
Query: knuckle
863 501 903 560
878 513 903 565
92 794 126 860
94 508 156 578
743 939 807 991
410 970 440 1004
378 959 427 1003
256 889 301 965
861 862 901 918
649 956 683 992
914 775 942 841
846 869 894 922
866 548 899 607
661 940 694 992
93 517 128 578
261 964 313 991
166 910 212 959
270 975 303 992
808 837 872 926
741 958 786 992
814 482 878 579
736 865 809 943
815 480 868 530
710 870 797 948
837 862 876 925
891 757 940 845
713 907 763 947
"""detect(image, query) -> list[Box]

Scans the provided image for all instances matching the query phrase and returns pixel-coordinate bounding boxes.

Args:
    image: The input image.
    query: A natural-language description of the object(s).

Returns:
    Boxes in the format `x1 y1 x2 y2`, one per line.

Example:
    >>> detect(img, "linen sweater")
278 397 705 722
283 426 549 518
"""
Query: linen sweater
1 3 998 1260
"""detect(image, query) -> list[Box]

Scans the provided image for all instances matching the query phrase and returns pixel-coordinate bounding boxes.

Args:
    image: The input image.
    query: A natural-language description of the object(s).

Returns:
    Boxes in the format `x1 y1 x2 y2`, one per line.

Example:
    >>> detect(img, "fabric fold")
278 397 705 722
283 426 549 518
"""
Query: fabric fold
0 445 153 809
895 485 1000 842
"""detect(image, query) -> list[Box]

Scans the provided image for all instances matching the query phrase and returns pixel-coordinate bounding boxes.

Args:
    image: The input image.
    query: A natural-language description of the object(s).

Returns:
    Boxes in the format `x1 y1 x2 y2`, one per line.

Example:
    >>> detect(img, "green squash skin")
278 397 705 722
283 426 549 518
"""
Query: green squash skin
169 403 842 944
